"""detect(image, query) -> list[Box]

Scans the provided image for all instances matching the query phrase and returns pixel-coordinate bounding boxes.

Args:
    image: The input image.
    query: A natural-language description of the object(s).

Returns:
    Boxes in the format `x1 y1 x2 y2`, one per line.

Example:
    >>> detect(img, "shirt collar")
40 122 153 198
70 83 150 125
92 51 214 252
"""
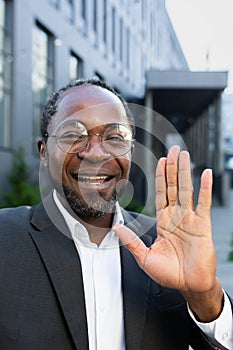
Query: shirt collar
53 190 124 248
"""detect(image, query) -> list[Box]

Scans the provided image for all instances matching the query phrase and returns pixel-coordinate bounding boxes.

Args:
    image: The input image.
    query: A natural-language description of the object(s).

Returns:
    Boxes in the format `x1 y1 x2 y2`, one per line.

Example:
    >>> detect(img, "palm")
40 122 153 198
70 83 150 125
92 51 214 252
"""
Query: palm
114 146 215 293
146 202 214 292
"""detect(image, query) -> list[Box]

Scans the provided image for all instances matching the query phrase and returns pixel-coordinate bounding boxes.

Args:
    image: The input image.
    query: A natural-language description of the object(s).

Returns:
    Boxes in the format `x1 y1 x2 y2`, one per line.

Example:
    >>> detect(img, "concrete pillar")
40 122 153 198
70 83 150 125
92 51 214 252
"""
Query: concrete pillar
203 111 209 168
213 93 230 206
144 90 155 212
214 94 223 175
200 112 205 167
12 0 34 154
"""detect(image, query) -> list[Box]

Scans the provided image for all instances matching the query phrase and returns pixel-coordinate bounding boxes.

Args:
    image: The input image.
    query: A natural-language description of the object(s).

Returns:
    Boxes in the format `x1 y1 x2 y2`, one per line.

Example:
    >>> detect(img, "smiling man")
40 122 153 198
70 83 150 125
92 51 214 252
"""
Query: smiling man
0 78 232 349
39 81 134 245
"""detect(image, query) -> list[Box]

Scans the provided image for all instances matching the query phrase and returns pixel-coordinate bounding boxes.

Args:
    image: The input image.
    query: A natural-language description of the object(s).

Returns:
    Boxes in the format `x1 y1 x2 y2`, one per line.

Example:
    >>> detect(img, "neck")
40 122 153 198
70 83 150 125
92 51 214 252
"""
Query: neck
79 213 114 246
57 192 114 246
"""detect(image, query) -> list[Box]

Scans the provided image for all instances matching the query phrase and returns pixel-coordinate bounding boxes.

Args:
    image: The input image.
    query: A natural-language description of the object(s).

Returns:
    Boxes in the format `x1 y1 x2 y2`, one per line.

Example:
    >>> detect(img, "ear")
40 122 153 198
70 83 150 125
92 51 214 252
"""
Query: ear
38 139 48 167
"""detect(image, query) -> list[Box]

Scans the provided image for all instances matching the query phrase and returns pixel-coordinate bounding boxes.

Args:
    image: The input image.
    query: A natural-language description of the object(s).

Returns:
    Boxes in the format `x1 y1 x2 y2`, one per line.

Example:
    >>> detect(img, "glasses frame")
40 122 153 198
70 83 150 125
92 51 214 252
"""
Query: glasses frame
43 122 135 157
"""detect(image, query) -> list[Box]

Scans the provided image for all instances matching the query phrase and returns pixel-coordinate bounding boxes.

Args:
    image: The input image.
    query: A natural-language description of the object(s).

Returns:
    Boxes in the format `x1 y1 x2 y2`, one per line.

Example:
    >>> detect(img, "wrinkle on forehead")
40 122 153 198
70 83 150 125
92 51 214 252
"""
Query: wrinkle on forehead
56 104 86 119
57 101 124 117
58 85 125 116
58 85 122 110
49 85 128 133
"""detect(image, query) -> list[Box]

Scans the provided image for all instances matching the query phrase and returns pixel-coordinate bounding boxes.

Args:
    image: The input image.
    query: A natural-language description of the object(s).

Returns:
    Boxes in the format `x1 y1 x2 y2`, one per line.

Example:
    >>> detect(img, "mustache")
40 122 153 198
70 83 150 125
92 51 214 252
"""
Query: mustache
62 185 118 219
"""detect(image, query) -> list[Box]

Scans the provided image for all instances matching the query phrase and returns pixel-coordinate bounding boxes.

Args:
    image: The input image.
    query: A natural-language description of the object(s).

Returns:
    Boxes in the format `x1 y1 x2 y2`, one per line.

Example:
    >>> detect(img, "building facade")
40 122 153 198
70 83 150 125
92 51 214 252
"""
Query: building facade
3 0 229 208
0 0 189 196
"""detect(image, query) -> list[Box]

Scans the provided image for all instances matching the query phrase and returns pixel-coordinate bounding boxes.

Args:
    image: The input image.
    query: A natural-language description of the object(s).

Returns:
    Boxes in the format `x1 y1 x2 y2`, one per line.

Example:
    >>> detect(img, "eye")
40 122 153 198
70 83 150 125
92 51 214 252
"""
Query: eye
103 124 133 141
105 134 125 142
59 132 86 142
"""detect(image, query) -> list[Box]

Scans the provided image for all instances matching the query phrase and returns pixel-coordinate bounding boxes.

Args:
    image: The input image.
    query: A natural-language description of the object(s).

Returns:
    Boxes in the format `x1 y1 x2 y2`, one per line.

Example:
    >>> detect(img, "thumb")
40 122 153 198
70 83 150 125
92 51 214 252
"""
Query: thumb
113 224 148 267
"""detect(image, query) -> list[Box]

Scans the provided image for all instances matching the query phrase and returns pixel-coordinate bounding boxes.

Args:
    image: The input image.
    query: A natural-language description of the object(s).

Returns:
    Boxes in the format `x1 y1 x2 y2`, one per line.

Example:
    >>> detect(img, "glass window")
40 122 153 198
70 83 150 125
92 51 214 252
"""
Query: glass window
141 0 145 21
150 12 153 44
81 0 86 20
126 28 130 69
0 0 12 148
69 52 83 80
64 0 74 23
119 18 123 62
111 6 116 53
103 0 107 43
32 23 54 143
93 0 97 32
48 0 60 9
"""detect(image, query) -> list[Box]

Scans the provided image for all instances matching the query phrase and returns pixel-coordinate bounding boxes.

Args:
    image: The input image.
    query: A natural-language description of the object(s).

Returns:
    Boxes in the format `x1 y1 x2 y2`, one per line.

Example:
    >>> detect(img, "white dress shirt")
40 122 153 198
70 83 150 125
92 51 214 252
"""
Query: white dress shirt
53 191 233 350
54 191 125 350
188 293 233 349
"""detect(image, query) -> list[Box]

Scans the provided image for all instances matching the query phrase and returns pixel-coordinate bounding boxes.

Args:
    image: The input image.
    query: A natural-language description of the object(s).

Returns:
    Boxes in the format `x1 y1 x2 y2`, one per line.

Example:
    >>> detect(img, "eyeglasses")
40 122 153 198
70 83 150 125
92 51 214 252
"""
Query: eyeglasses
44 121 134 157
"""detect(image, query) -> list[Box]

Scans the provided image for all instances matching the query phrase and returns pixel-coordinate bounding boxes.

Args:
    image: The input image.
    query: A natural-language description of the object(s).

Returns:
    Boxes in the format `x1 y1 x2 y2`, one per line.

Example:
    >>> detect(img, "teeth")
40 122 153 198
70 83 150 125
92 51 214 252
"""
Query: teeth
74 175 111 184
78 175 108 180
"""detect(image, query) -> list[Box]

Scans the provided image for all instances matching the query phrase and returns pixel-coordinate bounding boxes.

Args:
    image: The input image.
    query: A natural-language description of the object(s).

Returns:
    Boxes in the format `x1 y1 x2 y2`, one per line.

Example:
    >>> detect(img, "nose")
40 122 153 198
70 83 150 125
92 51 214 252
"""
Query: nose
77 135 111 162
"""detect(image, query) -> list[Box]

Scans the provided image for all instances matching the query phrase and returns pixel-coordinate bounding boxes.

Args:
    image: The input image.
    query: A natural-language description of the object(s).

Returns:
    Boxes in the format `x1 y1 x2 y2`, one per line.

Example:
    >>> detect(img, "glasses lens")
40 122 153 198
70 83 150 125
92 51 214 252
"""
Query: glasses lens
56 120 88 153
55 121 133 156
102 124 133 156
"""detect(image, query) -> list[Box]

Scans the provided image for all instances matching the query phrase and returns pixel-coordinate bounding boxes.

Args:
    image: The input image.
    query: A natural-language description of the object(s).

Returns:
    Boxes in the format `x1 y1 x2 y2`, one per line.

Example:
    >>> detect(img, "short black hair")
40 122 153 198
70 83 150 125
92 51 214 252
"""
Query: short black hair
41 78 135 140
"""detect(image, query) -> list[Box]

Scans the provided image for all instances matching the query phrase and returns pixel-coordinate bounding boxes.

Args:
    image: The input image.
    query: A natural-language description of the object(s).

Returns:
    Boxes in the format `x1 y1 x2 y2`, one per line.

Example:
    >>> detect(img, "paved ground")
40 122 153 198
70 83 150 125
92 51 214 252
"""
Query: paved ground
212 189 233 295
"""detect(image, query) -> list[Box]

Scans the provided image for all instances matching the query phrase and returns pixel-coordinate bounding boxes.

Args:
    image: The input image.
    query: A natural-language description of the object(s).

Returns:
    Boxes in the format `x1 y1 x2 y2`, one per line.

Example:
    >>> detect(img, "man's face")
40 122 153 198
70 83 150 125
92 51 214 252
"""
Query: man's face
40 85 133 219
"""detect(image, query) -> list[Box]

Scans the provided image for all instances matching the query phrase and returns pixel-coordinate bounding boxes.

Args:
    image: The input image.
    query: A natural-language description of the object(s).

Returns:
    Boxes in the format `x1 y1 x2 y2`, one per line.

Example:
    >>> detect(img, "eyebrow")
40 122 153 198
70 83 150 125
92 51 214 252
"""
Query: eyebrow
59 121 129 129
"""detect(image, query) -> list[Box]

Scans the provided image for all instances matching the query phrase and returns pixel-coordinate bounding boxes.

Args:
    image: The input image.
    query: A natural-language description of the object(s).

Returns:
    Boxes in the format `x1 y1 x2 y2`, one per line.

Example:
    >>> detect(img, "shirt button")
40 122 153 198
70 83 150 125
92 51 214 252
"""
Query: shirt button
96 250 101 257
222 332 229 340
99 305 105 312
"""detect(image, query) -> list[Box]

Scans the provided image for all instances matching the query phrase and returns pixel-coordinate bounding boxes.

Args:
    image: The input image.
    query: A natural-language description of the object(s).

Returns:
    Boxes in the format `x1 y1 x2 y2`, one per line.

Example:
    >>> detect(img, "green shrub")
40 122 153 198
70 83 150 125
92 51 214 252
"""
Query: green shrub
228 250 233 262
228 233 233 262
0 148 40 208
119 193 155 217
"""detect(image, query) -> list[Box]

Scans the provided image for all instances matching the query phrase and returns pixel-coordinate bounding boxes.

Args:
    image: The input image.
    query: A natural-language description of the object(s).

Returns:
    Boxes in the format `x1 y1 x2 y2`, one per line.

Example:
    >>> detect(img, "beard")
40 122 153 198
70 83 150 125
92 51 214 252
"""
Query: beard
62 184 118 219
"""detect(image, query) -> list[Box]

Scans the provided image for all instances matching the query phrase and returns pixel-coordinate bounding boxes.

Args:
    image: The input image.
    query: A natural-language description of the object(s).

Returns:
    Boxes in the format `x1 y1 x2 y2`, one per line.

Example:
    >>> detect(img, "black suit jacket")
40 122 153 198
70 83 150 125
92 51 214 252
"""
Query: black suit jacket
0 195 229 349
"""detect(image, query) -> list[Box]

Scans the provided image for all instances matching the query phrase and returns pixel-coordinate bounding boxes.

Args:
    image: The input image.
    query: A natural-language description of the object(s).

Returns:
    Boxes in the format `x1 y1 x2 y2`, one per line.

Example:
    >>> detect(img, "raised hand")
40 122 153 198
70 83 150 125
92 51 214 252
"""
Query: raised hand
152 145 215 292
114 145 223 321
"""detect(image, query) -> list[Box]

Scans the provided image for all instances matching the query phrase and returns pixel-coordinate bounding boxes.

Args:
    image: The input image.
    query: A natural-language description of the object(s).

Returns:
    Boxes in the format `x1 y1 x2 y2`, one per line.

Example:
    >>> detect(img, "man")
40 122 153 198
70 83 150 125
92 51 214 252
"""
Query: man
0 78 232 349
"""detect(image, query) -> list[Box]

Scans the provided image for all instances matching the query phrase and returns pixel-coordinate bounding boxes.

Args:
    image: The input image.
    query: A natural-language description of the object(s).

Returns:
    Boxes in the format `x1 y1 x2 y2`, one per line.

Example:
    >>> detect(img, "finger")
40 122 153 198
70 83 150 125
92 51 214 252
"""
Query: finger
166 145 180 206
178 150 193 209
113 224 149 267
155 157 167 213
196 169 213 217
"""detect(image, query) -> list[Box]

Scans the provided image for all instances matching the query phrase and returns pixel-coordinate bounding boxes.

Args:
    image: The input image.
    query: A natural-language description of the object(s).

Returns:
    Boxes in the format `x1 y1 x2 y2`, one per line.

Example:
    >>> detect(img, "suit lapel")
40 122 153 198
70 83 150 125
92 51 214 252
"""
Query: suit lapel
28 199 155 350
121 211 153 350
29 196 89 350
